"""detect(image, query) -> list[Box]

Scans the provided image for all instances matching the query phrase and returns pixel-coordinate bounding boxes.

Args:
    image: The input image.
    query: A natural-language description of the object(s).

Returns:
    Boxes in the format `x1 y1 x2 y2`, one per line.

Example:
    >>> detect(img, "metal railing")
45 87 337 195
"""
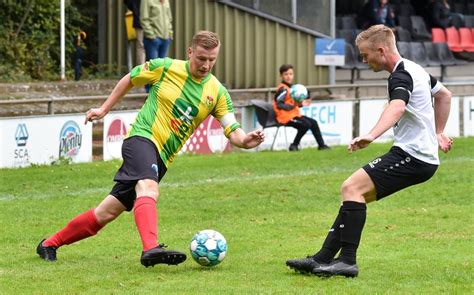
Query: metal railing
1 81 474 115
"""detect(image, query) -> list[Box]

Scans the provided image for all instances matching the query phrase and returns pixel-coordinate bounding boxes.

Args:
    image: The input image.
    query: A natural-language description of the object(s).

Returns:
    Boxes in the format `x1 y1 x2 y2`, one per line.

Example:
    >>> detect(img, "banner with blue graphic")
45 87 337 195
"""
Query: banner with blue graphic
315 38 345 66
0 114 92 168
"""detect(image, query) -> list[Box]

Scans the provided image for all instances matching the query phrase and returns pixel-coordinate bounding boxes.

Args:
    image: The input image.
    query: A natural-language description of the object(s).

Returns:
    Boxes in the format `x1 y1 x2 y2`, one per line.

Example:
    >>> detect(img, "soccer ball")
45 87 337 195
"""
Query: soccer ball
189 229 227 267
290 84 308 102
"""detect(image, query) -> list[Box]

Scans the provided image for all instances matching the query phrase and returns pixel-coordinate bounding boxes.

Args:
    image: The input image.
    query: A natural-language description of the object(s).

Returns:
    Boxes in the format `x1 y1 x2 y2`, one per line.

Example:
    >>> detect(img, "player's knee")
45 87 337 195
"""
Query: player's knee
135 179 159 200
340 178 357 198
94 208 121 225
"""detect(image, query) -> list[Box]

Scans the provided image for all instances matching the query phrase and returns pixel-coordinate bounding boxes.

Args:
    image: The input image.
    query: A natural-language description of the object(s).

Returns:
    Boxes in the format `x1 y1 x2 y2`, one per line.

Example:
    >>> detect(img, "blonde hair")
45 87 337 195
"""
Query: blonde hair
191 31 220 49
355 24 396 50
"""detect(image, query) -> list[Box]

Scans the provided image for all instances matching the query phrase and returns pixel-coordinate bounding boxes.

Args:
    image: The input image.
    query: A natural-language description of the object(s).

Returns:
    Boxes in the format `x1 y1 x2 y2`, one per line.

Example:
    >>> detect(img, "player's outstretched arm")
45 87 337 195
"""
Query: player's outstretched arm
85 73 134 124
433 86 453 153
348 99 406 153
228 128 265 149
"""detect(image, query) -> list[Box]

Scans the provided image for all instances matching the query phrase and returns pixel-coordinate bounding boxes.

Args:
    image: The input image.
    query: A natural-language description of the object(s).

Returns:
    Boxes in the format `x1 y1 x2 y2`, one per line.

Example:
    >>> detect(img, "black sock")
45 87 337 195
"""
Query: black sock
313 206 343 264
339 201 367 265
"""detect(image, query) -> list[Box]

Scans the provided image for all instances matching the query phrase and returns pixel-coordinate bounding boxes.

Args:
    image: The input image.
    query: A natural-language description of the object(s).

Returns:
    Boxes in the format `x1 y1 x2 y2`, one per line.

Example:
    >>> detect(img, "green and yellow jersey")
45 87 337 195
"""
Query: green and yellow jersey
128 57 240 167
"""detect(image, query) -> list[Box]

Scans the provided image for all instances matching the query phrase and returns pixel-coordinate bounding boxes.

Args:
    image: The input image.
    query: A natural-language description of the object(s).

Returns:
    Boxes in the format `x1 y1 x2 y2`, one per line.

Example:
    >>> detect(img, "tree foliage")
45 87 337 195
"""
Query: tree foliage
0 0 91 81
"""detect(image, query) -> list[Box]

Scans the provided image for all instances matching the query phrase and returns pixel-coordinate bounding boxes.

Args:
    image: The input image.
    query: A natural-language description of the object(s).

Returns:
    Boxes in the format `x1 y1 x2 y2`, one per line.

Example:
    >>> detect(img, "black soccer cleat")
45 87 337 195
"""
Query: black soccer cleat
289 144 299 152
36 239 57 262
318 145 331 151
312 260 359 277
286 256 326 274
140 243 187 267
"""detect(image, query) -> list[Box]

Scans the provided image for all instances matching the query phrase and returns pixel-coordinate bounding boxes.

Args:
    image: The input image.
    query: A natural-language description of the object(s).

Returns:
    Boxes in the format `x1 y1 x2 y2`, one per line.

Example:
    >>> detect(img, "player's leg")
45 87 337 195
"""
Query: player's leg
286 169 374 275
135 179 187 267
285 117 310 151
117 136 187 267
134 179 159 252
312 169 375 277
37 195 126 262
301 116 329 150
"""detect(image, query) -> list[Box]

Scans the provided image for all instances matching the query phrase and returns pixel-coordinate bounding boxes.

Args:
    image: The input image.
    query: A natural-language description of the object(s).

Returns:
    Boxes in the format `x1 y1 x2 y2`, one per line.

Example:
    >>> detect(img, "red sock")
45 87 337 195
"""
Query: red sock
43 209 103 248
134 196 158 252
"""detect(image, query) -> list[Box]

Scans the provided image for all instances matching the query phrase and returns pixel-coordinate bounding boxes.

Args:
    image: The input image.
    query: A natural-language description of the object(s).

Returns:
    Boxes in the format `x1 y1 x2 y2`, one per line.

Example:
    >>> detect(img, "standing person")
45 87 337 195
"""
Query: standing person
274 64 329 152
124 0 146 65
286 25 453 277
36 31 265 267
141 0 173 60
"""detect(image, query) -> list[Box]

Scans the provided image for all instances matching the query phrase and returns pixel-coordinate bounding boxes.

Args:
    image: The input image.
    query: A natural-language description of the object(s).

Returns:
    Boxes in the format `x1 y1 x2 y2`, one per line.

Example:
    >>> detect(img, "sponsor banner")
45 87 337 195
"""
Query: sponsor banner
360 97 461 139
463 96 474 136
103 111 138 161
103 111 230 160
0 114 92 168
250 101 353 151
445 96 460 137
181 116 231 154
315 38 345 66
359 99 394 142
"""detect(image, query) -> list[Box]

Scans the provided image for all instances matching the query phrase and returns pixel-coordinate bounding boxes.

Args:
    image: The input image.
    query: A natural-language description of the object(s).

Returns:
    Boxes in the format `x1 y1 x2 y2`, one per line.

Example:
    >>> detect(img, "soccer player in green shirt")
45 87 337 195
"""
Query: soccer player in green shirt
37 31 265 267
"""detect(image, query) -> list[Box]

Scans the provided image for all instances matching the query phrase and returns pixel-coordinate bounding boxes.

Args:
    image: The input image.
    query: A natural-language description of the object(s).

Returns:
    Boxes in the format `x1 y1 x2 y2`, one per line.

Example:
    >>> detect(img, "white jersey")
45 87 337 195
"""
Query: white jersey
388 58 442 165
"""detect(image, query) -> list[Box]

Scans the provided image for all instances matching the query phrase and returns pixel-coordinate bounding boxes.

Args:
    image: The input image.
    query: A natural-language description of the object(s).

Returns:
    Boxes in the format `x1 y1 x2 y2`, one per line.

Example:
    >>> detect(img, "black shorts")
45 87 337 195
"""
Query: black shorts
362 146 438 200
109 136 167 211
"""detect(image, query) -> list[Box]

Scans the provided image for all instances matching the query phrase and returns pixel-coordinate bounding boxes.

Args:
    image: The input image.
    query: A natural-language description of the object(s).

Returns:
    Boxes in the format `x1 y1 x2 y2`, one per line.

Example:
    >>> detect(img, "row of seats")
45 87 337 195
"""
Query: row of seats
396 41 467 66
397 15 431 41
451 3 474 14
337 15 433 41
338 14 474 42
432 27 474 52
339 41 468 74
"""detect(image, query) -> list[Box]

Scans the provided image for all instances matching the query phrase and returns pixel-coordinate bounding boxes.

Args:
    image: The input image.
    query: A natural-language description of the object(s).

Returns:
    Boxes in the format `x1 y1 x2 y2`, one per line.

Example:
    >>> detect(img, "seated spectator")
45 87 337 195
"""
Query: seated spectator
358 0 396 29
426 0 464 29
273 64 330 152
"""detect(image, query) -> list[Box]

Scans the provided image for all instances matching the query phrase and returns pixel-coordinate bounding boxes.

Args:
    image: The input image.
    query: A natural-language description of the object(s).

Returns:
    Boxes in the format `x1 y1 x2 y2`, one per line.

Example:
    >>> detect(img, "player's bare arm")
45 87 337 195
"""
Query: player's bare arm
85 73 134 124
228 128 265 149
433 86 453 153
349 99 405 152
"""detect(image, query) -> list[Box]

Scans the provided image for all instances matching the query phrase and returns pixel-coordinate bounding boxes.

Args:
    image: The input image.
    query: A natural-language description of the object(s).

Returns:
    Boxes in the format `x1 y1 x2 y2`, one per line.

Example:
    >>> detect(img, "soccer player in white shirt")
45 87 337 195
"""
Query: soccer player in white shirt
286 24 453 277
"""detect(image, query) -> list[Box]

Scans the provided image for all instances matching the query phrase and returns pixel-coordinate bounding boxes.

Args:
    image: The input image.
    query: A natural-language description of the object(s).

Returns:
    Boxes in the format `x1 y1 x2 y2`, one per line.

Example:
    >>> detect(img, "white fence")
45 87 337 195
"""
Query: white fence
1 96 473 168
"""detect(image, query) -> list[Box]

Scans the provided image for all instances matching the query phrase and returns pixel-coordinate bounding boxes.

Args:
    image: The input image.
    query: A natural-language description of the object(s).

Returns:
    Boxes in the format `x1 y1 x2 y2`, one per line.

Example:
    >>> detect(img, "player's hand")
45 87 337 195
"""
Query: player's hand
301 99 311 106
348 133 375 153
85 107 107 124
242 130 265 149
437 132 453 153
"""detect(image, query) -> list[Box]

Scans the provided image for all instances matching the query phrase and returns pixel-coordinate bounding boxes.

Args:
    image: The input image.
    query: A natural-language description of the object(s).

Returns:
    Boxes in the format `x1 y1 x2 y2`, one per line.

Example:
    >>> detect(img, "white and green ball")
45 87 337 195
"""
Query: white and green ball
190 229 227 266
290 84 308 102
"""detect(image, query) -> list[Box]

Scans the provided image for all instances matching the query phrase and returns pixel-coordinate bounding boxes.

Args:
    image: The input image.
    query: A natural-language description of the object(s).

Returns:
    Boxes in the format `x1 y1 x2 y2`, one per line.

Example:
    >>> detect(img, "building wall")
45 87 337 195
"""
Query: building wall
99 0 328 88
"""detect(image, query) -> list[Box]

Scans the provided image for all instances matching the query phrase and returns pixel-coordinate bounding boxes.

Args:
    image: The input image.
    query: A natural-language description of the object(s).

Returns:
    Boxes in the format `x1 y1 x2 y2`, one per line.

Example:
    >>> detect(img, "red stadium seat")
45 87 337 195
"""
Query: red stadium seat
445 27 463 52
432 28 446 43
459 28 474 52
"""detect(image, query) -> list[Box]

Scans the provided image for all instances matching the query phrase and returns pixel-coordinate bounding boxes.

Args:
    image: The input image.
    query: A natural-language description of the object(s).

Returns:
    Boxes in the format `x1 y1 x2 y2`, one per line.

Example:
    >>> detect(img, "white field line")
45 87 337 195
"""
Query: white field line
0 156 472 202
0 166 350 201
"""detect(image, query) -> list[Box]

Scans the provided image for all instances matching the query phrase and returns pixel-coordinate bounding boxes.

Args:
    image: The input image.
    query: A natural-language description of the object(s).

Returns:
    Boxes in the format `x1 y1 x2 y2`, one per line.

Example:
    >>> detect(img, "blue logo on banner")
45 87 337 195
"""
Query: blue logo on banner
302 105 341 137
315 38 345 55
59 120 82 158
15 123 29 147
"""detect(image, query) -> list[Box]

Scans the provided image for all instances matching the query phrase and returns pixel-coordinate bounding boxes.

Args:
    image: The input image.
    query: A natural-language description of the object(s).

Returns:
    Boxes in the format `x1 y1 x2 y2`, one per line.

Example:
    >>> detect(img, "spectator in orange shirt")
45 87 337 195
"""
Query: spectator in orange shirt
273 64 330 152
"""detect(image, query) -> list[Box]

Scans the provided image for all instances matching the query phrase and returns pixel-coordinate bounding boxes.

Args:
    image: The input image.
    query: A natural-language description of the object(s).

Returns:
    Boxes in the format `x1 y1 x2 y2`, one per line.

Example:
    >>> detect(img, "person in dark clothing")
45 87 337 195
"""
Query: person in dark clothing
358 0 396 29
74 31 86 81
426 0 464 29
273 64 330 152
124 0 145 65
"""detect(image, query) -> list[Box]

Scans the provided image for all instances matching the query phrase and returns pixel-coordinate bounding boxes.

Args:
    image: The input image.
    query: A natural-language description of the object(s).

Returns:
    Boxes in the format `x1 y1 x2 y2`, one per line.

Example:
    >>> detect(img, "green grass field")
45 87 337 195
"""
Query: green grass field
0 138 473 294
